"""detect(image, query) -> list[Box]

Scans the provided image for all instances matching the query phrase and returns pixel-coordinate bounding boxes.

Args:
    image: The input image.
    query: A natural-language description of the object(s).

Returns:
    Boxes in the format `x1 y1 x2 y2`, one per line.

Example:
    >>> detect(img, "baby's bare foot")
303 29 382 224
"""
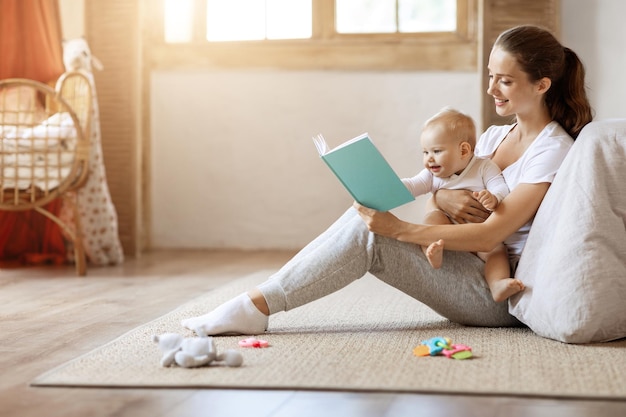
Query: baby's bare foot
426 239 445 269
490 278 525 302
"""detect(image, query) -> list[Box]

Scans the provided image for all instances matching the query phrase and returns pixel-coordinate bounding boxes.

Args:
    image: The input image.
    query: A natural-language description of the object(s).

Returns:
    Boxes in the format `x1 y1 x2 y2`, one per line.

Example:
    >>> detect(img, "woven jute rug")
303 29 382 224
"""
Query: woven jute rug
32 271 626 399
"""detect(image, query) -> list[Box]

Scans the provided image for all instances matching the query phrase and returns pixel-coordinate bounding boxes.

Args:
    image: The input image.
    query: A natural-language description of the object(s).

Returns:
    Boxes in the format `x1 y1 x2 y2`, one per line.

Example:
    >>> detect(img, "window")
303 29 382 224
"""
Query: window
205 0 312 41
149 0 477 71
336 0 456 34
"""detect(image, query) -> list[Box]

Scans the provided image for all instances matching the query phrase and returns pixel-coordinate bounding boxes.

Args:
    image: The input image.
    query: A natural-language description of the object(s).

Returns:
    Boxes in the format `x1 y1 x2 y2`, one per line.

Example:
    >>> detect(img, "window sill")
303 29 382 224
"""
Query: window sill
147 37 477 71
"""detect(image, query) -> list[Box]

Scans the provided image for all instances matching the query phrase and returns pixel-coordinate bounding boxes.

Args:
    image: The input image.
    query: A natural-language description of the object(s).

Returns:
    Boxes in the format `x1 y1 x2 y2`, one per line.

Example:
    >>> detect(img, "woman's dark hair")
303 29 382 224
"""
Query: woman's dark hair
494 25 593 138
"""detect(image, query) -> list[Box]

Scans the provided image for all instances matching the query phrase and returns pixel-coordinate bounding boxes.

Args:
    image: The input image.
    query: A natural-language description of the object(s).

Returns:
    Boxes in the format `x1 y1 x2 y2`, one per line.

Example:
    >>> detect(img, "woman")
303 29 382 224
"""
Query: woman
182 25 593 336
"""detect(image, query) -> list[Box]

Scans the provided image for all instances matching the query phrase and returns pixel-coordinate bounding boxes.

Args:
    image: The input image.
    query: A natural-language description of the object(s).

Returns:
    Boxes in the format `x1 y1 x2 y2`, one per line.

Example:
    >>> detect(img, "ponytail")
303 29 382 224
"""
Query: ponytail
546 48 593 138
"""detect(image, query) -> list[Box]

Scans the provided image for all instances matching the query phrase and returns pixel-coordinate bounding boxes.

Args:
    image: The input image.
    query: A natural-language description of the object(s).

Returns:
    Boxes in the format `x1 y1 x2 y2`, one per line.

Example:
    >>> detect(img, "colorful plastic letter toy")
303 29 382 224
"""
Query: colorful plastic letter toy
412 336 451 357
413 337 472 360
442 344 473 360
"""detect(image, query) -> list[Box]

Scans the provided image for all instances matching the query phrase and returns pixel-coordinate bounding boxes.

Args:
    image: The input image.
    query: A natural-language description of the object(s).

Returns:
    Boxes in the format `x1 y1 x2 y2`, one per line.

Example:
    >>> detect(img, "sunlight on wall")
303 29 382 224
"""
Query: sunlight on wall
164 0 194 43
59 0 85 39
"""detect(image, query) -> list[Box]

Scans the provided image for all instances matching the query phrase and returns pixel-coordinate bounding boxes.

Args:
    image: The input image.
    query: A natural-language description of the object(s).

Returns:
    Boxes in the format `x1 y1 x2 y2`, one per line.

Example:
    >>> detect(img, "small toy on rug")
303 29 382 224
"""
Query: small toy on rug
412 336 473 360
238 337 270 348
152 333 244 368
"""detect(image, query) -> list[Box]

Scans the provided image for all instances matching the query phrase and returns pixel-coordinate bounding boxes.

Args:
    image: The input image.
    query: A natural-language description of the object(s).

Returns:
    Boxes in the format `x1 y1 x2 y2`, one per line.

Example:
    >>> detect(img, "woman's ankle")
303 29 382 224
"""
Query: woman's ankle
247 289 270 316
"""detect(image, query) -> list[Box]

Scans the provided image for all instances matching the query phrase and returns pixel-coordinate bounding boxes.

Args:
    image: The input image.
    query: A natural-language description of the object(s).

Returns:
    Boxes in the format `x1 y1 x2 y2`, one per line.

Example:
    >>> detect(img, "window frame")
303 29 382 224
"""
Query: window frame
144 0 478 71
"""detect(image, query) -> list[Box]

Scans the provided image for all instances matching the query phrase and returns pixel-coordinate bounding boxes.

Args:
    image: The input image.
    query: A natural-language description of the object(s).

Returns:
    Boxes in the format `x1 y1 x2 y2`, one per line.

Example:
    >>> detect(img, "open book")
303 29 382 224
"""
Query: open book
313 133 414 211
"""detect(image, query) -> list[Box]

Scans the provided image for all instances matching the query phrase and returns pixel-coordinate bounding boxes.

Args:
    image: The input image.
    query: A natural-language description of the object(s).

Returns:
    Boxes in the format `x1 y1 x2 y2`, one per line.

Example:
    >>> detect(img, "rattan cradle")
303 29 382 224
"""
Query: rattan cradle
0 71 92 275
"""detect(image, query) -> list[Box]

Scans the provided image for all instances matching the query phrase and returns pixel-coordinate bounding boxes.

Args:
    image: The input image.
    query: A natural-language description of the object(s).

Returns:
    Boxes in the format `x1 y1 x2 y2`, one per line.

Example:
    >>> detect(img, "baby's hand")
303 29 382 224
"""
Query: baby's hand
473 190 498 211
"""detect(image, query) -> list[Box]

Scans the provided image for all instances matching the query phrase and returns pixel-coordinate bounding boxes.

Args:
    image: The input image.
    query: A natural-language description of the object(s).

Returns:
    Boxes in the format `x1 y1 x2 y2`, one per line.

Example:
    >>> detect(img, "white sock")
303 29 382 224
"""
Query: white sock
181 293 269 336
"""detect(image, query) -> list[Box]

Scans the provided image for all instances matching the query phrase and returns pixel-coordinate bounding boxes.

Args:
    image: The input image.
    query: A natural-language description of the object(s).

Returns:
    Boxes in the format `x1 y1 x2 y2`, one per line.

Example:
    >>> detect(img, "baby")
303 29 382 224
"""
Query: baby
402 107 525 302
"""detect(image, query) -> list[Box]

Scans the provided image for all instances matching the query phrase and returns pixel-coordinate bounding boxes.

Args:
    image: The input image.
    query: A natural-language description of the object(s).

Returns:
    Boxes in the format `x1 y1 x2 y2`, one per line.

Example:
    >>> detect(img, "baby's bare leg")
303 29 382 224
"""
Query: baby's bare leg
478 245 525 302
422 209 451 269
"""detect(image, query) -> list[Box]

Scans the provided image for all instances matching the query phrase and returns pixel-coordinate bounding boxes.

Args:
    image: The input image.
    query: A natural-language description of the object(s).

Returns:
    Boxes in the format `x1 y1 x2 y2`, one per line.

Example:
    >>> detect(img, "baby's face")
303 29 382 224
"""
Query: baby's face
420 126 468 178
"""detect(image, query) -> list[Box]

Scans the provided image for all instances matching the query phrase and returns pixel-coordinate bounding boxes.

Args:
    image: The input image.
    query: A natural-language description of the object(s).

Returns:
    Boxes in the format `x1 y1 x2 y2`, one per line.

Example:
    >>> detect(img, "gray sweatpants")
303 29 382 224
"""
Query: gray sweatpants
258 207 521 327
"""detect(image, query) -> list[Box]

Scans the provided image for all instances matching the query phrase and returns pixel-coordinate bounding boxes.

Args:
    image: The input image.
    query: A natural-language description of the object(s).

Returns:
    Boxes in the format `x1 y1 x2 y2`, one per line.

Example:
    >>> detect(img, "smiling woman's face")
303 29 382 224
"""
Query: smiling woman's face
487 47 546 119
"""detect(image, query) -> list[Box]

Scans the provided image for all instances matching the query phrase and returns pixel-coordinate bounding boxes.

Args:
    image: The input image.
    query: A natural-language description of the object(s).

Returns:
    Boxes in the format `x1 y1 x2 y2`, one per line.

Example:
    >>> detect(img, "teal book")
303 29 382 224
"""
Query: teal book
313 133 414 211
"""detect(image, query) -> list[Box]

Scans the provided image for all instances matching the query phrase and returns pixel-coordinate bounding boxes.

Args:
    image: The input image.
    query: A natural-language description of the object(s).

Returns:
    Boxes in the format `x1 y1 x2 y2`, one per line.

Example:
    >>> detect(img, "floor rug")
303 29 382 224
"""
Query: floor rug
32 271 626 399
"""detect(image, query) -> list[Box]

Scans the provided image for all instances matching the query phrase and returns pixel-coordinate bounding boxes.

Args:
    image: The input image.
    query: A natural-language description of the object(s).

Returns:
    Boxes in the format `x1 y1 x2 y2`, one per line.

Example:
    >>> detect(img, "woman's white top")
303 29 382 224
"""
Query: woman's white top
475 121 574 257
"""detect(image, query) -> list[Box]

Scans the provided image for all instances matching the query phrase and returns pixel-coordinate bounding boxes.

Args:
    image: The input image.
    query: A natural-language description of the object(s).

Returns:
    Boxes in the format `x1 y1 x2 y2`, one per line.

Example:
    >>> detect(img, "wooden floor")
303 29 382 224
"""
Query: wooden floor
2 249 625 417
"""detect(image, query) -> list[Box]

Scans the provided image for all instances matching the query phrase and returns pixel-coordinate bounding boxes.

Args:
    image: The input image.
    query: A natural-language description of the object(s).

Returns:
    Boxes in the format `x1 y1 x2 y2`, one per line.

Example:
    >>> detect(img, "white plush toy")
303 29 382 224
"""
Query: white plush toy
152 333 244 368
62 37 103 72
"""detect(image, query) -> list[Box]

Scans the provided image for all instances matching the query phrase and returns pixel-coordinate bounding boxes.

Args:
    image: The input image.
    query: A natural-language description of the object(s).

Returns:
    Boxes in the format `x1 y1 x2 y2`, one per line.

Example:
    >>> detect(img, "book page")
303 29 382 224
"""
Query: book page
313 132 369 156
312 134 329 155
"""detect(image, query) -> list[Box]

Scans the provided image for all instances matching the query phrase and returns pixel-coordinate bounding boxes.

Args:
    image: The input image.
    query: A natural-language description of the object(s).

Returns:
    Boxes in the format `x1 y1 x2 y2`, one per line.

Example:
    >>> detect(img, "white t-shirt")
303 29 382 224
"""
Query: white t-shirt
475 121 574 257
402 155 509 202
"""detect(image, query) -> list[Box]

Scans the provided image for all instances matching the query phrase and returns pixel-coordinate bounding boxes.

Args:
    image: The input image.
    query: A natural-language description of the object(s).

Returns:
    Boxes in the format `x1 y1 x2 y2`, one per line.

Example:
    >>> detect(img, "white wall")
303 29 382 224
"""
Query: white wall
151 71 478 248
561 0 626 120
149 1 626 250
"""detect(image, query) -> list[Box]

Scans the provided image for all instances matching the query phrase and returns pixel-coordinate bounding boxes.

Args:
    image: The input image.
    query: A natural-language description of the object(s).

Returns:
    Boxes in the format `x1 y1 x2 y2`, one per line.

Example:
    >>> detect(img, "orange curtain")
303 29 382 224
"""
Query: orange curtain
0 0 65 82
0 0 67 266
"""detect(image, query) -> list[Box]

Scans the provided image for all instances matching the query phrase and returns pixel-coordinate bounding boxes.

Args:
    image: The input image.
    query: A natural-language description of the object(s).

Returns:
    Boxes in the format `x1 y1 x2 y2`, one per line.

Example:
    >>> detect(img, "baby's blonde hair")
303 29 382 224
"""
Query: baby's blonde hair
423 107 476 149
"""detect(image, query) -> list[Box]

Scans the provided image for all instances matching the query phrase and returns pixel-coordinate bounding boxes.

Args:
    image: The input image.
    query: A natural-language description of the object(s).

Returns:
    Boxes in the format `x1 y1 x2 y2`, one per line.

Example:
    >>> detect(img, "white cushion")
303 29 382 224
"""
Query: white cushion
510 119 626 343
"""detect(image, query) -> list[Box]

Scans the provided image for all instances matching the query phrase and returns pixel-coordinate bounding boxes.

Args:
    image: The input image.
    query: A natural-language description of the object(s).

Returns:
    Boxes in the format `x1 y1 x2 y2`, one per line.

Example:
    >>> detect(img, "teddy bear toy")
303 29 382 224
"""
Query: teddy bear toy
152 333 244 368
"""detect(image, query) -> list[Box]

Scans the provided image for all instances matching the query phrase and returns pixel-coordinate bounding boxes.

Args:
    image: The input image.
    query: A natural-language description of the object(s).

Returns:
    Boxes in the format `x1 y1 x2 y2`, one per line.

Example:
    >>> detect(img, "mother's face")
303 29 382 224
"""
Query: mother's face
486 47 551 119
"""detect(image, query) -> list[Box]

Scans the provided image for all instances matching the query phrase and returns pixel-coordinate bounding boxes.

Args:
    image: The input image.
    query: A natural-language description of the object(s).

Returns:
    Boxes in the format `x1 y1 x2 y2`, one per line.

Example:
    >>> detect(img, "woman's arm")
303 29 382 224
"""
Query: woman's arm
355 182 550 253
431 189 490 224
